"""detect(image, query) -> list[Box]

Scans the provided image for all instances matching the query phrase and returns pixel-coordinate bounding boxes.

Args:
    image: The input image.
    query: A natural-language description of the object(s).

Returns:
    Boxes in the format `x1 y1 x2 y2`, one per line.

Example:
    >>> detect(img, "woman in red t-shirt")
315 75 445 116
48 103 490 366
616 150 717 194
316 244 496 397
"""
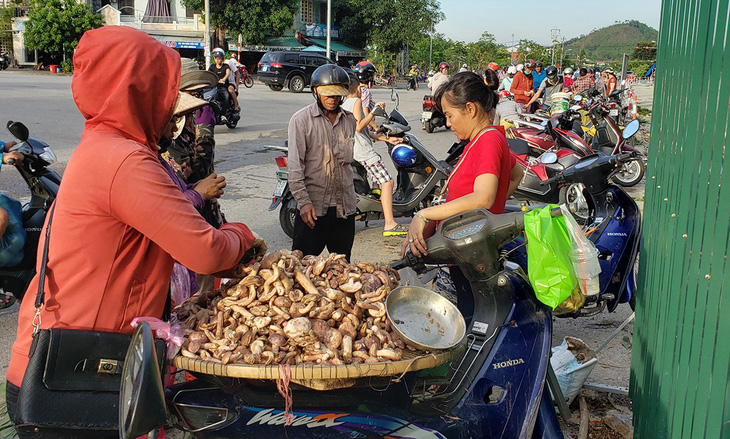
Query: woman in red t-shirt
402 71 522 259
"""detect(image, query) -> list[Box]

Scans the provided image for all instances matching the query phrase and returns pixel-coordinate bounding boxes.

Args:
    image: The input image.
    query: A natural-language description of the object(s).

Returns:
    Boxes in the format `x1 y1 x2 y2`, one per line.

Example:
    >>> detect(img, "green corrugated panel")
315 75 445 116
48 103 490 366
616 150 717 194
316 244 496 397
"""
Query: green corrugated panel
630 1 730 438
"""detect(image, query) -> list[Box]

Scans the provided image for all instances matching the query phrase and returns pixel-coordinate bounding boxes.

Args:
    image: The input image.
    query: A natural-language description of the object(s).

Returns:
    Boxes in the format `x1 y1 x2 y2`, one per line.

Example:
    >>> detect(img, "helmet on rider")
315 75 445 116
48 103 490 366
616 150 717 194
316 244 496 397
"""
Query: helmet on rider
311 64 350 100
353 61 377 84
516 63 524 72
212 48 225 59
438 62 450 71
524 59 536 69
563 67 573 76
487 62 499 71
499 89 511 98
535 61 543 68
545 65 558 80
507 65 517 75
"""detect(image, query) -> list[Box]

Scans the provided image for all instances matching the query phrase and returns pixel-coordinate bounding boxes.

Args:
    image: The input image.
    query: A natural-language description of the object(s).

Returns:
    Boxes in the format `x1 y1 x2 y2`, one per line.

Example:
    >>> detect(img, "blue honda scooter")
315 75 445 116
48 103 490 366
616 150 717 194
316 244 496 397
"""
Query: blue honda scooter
120 204 569 438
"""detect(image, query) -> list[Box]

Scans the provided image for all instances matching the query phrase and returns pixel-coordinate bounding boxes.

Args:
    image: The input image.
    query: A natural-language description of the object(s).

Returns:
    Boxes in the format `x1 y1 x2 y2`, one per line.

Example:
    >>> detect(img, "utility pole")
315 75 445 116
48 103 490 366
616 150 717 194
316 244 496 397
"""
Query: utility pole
560 37 565 68
550 28 560 65
511 33 515 64
204 0 210 68
326 0 331 60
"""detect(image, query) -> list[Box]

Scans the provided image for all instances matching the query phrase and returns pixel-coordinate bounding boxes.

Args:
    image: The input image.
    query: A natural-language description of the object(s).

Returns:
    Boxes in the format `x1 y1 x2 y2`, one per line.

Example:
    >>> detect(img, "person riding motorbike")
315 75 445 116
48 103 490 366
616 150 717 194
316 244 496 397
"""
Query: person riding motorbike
402 71 522 321
563 67 574 90
208 48 240 113
526 65 564 109
5 27 263 438
428 61 450 96
498 65 517 92
407 64 419 90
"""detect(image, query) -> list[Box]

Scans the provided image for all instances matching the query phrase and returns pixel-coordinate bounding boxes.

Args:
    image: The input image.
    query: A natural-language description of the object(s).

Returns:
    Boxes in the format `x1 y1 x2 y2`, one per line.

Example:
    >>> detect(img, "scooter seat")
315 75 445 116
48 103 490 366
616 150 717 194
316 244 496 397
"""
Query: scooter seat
507 138 530 156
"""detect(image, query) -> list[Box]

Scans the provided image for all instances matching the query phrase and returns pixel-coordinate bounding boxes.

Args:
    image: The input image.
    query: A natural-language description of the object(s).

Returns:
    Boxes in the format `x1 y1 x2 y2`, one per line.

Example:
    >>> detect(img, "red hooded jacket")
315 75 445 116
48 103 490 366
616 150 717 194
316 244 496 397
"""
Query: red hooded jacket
7 27 255 386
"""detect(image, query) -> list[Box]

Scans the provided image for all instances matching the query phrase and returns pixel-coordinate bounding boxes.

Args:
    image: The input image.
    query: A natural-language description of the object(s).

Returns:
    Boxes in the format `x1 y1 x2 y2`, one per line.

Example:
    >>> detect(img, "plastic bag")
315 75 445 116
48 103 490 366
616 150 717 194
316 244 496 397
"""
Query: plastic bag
523 204 577 309
0 194 26 268
550 337 598 404
560 205 602 296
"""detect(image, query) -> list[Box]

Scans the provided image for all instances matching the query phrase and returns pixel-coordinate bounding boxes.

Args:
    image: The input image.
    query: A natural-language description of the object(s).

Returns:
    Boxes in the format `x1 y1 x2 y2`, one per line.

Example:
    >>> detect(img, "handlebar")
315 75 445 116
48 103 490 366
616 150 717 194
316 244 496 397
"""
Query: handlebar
5 158 15 166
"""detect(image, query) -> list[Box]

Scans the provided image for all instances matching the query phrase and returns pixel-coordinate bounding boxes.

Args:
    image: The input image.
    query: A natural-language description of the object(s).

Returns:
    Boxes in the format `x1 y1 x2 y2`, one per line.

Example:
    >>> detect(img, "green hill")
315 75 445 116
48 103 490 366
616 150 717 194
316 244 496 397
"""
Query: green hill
564 20 658 62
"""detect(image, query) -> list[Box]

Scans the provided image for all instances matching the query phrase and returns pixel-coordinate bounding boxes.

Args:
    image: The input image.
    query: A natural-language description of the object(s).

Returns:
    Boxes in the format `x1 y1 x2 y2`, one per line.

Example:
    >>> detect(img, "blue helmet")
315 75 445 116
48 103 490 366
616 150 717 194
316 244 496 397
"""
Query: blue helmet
391 144 418 167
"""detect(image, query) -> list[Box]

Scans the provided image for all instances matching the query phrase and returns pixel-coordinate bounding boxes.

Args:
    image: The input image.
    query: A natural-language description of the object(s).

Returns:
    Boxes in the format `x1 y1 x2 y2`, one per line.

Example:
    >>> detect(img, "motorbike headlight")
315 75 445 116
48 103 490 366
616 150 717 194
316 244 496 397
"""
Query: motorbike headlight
40 147 57 164
174 403 236 432
391 144 418 167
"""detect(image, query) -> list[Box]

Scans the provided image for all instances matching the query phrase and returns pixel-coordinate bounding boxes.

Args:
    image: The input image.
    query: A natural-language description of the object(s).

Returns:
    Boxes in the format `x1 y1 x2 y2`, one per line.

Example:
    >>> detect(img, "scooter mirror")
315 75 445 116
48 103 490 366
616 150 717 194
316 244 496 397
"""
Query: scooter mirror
622 119 640 139
573 94 582 102
541 152 558 164
119 322 166 439
371 106 387 118
7 121 29 142
570 105 582 111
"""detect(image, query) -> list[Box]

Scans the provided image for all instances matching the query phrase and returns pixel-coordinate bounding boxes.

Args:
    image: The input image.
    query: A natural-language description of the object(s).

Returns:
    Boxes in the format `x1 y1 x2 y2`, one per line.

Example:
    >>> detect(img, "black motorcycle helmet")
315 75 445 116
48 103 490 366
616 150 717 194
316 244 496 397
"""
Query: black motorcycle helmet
353 61 377 84
545 65 558 80
310 63 350 103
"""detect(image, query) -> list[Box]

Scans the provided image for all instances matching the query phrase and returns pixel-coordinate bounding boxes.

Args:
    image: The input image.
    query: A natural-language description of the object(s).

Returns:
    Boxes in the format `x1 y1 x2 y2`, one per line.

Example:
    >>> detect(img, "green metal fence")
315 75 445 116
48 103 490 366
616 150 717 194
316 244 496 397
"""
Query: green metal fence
630 1 730 438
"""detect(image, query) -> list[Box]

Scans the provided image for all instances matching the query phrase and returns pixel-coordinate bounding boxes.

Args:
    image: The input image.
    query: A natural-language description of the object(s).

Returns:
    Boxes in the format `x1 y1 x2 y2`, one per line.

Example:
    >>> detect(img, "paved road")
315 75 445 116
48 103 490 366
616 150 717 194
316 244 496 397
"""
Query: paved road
0 72 636 393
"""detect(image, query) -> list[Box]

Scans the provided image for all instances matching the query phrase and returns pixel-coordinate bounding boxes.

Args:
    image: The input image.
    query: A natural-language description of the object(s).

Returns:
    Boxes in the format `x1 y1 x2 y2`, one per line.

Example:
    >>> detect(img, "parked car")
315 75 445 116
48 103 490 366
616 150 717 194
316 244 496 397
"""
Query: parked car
257 51 335 93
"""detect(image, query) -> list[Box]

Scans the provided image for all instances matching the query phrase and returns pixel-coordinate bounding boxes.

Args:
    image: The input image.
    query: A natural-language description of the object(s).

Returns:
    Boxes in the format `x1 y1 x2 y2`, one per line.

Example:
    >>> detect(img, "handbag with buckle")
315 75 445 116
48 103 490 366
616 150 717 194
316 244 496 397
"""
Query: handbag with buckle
13 204 166 434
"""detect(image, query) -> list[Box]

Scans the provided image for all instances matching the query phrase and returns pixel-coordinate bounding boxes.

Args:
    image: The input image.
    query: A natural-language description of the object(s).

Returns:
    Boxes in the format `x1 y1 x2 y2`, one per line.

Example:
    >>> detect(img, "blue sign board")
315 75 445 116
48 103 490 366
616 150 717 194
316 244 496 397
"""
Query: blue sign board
305 24 341 39
161 40 204 50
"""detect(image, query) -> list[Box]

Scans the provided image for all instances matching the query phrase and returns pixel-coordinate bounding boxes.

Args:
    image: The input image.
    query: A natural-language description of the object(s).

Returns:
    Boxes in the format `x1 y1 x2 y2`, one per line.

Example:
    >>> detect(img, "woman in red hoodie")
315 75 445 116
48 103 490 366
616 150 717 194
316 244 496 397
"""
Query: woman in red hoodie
6 26 259 437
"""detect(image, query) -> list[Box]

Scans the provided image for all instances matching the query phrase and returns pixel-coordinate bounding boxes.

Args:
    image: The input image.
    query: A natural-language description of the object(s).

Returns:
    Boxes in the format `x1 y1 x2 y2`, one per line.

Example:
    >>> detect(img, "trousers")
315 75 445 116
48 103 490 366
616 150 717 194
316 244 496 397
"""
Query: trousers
292 207 355 261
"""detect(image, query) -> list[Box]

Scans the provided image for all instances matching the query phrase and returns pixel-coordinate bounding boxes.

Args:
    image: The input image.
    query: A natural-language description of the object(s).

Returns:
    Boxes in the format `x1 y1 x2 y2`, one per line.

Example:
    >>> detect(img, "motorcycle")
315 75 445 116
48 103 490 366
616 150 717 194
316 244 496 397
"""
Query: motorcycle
270 92 450 238
405 74 417 91
121 207 569 438
503 151 642 315
238 65 254 88
0 52 9 71
204 85 240 129
0 121 61 302
421 95 447 133
508 103 645 187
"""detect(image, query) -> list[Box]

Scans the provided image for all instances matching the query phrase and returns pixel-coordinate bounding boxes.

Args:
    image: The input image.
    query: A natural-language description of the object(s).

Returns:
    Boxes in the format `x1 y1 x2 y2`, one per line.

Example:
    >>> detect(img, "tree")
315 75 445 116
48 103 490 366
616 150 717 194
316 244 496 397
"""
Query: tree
336 0 443 54
181 0 298 46
632 40 657 60
24 0 102 61
465 32 510 70
517 39 549 65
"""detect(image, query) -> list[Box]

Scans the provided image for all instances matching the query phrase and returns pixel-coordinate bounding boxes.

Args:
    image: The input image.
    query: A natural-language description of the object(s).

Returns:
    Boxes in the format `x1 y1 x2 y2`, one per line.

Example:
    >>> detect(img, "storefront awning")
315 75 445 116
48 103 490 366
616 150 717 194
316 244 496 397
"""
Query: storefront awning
237 36 306 52
306 38 366 57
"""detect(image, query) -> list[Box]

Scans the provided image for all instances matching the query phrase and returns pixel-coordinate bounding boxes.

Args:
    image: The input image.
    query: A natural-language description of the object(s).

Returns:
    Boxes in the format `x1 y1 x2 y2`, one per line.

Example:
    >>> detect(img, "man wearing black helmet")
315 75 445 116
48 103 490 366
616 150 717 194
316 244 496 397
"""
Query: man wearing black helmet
532 61 546 93
287 64 358 260
526 65 564 109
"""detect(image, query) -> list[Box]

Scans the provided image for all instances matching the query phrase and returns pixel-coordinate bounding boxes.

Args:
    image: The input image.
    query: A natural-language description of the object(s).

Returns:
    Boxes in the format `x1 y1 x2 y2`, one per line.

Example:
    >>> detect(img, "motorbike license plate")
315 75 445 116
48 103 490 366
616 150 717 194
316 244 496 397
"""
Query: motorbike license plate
609 109 619 117
274 180 287 197
421 111 433 120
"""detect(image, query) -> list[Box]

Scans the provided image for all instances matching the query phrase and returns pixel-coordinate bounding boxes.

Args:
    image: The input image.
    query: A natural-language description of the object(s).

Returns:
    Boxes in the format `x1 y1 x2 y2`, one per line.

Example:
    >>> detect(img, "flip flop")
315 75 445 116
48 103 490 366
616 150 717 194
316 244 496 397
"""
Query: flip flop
383 224 408 237
0 293 15 310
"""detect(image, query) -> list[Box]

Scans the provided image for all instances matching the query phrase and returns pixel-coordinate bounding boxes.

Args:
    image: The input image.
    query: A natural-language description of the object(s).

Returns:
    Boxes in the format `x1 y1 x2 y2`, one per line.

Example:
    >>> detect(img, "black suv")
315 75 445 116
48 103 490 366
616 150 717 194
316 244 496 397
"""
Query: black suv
257 51 334 93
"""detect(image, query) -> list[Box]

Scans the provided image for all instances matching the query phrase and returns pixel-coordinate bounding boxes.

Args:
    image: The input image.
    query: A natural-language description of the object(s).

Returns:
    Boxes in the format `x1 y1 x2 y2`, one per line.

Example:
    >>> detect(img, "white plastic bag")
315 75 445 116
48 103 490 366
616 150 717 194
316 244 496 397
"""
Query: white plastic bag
550 336 598 404
560 204 602 296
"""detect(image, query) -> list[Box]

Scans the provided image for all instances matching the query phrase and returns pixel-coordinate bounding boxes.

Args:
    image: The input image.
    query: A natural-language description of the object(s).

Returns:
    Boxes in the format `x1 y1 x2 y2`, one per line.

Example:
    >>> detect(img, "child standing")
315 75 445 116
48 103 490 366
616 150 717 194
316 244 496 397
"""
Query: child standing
341 76 407 237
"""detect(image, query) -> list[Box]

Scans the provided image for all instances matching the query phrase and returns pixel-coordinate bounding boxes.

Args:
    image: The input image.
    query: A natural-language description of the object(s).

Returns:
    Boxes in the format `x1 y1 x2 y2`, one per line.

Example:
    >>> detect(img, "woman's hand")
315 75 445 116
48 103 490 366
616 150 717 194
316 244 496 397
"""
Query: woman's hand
193 173 226 200
401 215 429 258
2 151 23 166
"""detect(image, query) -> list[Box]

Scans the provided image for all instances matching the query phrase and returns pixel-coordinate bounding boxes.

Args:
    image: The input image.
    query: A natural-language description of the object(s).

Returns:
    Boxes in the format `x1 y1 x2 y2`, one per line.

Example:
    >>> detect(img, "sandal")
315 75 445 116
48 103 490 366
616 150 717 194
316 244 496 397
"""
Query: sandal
383 224 408 237
0 292 16 310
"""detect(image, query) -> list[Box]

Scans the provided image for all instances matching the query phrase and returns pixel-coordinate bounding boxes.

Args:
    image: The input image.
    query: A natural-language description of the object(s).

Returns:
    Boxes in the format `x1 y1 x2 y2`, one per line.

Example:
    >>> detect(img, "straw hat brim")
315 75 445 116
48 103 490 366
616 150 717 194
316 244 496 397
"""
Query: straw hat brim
180 70 218 92
173 92 208 116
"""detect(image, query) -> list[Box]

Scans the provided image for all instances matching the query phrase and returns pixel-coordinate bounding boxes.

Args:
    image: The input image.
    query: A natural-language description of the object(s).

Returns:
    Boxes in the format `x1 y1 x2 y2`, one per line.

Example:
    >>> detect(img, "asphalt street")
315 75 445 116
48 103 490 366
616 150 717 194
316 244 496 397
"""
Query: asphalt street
0 72 639 393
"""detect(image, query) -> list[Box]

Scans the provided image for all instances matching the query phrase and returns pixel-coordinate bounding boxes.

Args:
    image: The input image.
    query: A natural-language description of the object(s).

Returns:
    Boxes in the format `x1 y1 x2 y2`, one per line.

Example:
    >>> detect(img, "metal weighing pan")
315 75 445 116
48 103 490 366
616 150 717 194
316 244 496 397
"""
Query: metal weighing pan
385 286 466 351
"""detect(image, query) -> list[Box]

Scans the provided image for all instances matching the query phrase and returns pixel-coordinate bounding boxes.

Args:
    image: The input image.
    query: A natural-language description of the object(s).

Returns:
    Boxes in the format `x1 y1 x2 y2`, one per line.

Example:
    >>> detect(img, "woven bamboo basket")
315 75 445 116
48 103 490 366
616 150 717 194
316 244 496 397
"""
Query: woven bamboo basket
172 344 463 390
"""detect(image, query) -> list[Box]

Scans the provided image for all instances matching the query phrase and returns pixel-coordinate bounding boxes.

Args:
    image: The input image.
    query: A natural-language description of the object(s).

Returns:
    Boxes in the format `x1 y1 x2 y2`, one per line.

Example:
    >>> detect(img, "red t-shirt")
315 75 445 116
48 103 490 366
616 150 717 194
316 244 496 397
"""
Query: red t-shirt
445 127 516 214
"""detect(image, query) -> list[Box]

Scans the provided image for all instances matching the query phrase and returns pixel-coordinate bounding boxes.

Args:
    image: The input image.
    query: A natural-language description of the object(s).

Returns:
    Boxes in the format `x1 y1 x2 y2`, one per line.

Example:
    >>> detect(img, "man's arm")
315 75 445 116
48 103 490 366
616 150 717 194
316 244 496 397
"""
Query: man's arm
287 113 312 210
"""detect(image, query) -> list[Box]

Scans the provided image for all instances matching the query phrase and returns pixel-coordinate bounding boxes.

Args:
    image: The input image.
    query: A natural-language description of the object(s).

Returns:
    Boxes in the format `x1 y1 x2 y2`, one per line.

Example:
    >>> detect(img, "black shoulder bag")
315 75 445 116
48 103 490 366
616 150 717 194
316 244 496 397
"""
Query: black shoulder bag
13 204 166 435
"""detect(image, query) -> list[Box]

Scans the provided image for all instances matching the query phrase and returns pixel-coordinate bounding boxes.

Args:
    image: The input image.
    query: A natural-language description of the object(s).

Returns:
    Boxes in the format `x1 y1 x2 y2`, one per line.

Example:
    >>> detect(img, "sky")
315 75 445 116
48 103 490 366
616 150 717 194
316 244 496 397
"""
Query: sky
435 0 662 45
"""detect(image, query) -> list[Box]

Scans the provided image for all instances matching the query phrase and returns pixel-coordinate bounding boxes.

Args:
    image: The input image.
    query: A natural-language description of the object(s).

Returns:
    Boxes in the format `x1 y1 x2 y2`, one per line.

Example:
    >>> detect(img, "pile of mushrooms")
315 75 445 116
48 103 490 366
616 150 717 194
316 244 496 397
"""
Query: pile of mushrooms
174 249 416 366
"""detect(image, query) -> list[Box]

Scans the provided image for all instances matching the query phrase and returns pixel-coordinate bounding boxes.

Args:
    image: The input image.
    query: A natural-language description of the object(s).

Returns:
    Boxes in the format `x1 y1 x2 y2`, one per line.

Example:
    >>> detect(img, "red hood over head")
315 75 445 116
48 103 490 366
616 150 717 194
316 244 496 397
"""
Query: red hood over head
71 26 181 150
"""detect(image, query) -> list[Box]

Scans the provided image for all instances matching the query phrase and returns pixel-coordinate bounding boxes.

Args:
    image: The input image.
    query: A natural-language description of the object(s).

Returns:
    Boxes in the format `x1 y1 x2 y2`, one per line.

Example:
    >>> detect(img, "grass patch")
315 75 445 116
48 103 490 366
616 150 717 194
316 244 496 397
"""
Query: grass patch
637 105 652 117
